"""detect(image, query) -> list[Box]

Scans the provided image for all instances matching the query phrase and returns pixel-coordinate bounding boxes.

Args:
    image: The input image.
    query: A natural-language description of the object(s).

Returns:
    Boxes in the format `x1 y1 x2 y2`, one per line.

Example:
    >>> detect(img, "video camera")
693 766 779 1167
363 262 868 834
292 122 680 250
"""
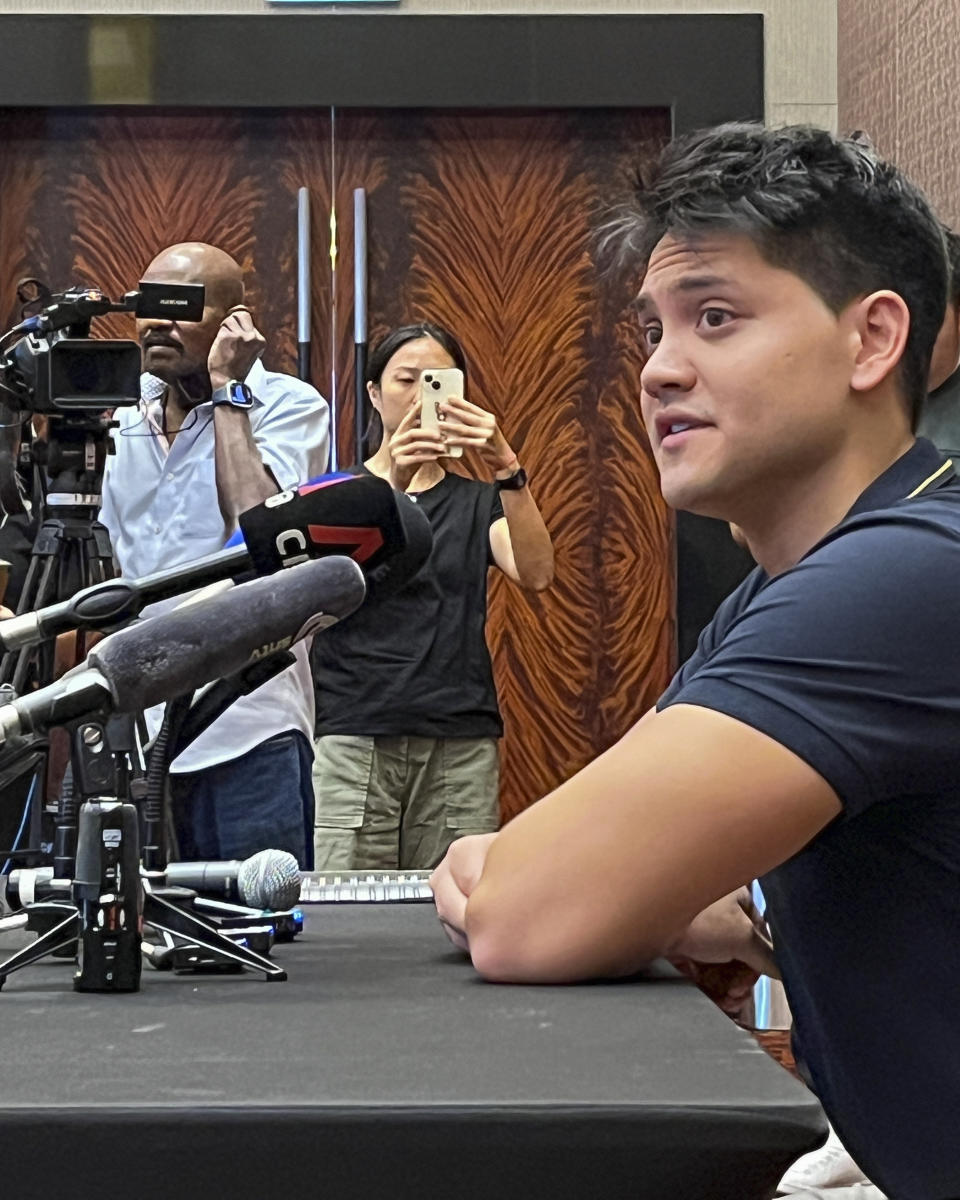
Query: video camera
0 281 205 415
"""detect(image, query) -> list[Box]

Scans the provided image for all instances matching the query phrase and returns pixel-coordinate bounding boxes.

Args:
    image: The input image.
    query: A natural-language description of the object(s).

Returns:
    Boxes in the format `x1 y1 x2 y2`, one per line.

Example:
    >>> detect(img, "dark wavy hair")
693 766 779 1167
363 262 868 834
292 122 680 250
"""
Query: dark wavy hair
609 123 947 427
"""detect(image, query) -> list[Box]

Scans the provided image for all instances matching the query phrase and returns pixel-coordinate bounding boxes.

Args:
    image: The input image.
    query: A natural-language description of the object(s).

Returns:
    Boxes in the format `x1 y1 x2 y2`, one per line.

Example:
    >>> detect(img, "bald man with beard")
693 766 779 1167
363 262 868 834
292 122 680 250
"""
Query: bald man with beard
99 243 329 867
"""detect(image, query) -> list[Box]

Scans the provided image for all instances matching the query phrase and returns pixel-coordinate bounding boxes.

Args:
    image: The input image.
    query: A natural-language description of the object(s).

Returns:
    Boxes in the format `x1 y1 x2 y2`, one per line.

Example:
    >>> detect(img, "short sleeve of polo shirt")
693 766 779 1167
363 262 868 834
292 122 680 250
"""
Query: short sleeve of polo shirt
659 501 960 815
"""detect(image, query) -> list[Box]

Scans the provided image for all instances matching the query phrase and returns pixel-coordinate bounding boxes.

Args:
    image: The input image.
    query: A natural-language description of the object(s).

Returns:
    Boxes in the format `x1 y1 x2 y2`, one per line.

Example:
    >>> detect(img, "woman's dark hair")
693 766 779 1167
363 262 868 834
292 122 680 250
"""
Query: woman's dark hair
611 122 947 428
364 322 468 448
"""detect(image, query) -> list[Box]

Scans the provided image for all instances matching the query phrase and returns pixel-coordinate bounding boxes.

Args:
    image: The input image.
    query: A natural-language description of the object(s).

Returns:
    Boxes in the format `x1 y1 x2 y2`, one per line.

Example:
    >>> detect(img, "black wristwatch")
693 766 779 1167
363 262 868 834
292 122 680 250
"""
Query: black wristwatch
496 466 527 491
210 379 255 410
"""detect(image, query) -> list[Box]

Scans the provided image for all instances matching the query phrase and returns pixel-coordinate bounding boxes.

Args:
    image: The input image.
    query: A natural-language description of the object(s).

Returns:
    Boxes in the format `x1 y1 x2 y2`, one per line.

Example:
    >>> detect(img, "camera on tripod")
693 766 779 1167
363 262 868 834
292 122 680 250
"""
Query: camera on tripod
0 280 205 414
0 278 206 875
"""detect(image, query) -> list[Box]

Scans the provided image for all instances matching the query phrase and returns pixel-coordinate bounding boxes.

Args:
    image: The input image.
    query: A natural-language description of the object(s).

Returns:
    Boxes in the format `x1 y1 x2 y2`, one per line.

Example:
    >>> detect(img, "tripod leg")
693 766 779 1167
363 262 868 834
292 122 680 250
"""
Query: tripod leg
142 885 287 981
0 902 80 989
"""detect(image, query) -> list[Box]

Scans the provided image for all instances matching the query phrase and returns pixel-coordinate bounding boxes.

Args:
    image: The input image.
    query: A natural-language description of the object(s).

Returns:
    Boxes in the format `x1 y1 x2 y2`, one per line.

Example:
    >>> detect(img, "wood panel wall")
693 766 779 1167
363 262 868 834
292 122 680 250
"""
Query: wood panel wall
0 105 674 820
838 0 960 230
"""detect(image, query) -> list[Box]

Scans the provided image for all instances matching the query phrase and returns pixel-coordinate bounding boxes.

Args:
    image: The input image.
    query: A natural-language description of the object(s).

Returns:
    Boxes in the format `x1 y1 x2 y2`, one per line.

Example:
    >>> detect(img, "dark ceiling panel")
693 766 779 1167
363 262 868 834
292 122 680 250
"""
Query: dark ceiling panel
0 14 763 128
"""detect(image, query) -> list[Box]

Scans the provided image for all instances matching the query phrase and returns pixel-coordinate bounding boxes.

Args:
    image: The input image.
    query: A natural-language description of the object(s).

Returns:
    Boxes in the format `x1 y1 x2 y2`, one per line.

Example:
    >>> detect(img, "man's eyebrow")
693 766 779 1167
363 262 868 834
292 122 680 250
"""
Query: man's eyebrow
634 274 735 313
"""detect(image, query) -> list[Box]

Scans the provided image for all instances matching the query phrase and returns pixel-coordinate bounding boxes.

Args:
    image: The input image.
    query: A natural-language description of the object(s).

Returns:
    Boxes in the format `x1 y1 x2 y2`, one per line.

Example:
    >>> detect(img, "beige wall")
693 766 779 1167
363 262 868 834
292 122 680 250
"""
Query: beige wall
0 0 838 129
839 0 960 228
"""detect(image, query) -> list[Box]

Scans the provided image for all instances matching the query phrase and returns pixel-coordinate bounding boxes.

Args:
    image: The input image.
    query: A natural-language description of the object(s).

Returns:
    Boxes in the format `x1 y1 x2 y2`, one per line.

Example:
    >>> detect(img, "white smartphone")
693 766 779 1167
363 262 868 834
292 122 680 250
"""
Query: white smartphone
418 367 464 458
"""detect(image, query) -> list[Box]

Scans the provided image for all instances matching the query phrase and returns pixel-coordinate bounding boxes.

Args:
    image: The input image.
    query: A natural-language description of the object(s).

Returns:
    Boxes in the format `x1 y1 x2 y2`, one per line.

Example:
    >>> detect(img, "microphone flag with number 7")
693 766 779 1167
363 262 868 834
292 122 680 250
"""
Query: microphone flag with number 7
236 472 432 598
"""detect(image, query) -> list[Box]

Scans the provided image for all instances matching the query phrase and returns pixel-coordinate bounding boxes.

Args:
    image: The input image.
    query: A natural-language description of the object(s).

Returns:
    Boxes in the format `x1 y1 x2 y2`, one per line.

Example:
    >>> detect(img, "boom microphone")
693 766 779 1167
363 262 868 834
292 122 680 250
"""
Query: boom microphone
0 556 365 743
0 472 431 652
165 849 301 911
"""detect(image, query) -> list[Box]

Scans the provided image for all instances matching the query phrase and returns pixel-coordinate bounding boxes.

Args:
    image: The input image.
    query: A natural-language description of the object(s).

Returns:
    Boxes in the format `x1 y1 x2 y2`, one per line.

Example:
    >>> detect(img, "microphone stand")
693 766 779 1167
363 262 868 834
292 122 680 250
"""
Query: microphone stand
0 661 299 990
135 651 300 976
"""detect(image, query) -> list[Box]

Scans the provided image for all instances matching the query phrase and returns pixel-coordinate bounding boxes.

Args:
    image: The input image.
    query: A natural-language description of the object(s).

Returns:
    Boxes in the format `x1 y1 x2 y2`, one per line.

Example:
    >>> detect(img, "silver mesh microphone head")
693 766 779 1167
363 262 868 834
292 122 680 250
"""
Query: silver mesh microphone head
236 849 302 911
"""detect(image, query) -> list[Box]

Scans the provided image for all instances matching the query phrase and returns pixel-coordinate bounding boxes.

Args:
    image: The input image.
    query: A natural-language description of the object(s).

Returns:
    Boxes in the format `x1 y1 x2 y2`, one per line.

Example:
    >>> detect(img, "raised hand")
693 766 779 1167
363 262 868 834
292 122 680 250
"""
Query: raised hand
436 395 517 472
208 305 267 392
386 395 446 492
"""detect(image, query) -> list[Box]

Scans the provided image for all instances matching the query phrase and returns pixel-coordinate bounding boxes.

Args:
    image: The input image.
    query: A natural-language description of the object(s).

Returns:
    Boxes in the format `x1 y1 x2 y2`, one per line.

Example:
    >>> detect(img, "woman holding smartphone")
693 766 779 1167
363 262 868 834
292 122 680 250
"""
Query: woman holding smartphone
311 322 554 871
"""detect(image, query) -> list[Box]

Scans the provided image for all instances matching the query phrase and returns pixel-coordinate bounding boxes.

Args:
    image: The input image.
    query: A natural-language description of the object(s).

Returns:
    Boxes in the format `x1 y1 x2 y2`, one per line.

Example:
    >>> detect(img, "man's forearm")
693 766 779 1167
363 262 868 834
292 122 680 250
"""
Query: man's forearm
213 408 277 522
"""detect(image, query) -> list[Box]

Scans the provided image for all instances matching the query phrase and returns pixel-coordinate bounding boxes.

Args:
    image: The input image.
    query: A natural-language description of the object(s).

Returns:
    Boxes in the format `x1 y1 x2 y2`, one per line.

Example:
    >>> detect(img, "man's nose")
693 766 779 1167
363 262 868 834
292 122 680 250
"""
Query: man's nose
139 318 175 337
640 338 696 399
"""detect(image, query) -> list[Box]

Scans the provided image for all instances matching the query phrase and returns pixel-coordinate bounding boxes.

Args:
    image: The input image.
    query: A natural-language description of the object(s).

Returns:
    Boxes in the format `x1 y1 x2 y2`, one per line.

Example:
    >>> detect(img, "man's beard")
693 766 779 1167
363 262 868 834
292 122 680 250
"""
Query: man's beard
142 343 209 409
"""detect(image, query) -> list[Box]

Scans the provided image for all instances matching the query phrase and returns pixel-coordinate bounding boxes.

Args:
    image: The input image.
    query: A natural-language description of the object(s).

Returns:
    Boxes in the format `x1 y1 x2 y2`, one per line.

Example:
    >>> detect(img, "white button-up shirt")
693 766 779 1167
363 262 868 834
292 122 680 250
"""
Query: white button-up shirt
99 359 329 772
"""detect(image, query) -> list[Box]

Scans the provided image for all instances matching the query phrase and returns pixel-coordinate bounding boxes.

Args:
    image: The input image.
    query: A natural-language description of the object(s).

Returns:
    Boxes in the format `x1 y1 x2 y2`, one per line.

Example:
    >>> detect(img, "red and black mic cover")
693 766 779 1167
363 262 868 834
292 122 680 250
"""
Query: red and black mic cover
237 472 432 599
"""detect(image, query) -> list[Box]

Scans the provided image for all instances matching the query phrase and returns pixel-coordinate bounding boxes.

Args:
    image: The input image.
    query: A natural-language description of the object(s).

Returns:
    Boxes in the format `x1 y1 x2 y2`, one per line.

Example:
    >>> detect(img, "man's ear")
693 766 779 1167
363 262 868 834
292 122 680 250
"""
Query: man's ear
849 290 911 394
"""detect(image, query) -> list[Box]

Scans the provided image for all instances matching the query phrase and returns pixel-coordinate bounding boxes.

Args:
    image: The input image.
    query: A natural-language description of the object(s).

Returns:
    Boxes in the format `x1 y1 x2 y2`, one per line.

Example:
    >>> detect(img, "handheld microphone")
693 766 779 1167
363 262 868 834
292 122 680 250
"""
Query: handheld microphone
0 473 431 652
3 848 301 915
165 849 301 911
0 555 366 743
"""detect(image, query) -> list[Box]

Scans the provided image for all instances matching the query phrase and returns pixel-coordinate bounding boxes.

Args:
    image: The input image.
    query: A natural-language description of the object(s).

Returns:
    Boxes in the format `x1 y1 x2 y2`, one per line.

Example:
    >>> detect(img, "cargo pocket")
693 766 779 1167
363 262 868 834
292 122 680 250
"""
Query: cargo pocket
312 735 375 830
442 738 500 836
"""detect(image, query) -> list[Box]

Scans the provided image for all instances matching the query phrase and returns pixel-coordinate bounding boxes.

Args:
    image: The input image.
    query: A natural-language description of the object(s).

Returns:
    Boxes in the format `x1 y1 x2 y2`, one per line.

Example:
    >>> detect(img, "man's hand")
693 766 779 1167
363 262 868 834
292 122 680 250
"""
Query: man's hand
666 887 778 1017
429 832 498 952
208 305 266 392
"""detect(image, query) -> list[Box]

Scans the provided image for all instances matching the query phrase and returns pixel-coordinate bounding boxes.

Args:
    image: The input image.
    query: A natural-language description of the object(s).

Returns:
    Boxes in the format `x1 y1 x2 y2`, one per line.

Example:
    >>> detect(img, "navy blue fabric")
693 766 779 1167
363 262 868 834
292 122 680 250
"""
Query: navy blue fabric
170 730 315 869
659 439 960 1198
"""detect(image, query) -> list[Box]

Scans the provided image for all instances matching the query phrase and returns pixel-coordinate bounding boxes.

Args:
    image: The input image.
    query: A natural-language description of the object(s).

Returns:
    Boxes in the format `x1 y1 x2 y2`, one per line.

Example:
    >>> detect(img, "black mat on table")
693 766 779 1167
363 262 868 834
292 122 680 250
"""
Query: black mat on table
0 904 825 1199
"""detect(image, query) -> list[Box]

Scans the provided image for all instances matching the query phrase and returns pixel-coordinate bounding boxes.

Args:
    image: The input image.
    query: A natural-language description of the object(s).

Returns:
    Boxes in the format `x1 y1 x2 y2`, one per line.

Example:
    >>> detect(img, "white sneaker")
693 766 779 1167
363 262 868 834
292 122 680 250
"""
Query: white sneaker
777 1189 886 1200
778 1123 884 1195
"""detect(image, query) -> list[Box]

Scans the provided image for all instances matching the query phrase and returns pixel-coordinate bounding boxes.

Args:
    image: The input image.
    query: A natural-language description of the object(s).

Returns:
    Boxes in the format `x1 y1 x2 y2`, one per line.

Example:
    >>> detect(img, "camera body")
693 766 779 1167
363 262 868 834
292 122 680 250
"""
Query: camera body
7 334 141 415
0 281 204 415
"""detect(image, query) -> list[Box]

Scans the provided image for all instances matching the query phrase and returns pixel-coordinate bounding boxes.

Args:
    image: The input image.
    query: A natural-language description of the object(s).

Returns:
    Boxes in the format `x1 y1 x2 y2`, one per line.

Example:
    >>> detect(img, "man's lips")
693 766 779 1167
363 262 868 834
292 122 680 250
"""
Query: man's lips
142 338 181 354
654 413 713 448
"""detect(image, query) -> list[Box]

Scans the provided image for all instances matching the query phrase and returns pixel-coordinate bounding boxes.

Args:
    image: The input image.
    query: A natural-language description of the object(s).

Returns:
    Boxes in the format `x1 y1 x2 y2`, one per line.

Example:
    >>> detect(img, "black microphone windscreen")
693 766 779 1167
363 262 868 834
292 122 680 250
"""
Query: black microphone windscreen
238 473 432 600
88 556 365 712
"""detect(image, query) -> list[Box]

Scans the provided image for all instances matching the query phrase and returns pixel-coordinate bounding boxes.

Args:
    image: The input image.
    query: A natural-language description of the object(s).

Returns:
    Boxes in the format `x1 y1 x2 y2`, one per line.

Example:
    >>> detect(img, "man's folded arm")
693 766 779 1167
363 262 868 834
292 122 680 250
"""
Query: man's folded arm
464 702 842 983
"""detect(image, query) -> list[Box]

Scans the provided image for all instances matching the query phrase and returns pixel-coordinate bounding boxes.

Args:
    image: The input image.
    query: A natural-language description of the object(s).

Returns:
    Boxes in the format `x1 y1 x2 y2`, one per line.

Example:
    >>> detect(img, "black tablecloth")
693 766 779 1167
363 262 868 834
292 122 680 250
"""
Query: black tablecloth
0 904 826 1199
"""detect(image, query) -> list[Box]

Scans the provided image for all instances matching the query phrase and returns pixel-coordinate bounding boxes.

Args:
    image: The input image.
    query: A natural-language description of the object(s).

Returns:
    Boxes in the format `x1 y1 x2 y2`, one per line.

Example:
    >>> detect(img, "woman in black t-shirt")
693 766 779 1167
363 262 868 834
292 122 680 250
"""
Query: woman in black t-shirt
311 323 554 871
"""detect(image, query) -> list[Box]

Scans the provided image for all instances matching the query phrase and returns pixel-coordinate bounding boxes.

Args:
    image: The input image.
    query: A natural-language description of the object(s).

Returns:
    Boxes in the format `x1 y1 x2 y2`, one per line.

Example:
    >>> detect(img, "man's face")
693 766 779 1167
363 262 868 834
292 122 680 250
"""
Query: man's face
637 234 857 521
137 262 228 383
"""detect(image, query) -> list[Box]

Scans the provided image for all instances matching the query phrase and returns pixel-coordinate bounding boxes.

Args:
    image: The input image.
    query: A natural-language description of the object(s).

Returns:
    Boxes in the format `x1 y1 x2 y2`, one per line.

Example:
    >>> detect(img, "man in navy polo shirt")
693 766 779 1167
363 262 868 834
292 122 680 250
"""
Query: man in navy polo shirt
432 124 960 1196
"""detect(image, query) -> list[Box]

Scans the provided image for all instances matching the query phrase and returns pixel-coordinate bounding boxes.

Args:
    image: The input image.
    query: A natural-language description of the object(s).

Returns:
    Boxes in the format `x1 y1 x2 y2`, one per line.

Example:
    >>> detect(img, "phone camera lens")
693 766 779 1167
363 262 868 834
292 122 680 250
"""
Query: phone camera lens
431 379 441 390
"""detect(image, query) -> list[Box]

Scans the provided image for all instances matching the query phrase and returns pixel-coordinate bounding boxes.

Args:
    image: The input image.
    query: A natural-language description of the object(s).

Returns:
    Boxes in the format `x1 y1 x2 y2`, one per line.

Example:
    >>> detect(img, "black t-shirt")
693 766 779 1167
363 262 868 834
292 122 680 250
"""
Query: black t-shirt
659 439 960 1198
312 468 504 739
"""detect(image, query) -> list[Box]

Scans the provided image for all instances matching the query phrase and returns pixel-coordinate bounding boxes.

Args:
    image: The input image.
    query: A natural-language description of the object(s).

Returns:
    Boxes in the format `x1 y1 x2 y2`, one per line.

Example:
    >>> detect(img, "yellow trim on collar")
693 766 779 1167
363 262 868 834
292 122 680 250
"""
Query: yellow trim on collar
907 458 953 498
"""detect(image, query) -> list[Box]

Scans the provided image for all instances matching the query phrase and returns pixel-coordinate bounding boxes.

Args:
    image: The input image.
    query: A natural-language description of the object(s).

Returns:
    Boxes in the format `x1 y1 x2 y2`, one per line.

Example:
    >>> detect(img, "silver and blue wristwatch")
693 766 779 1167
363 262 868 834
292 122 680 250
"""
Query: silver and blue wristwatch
210 379 255 410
